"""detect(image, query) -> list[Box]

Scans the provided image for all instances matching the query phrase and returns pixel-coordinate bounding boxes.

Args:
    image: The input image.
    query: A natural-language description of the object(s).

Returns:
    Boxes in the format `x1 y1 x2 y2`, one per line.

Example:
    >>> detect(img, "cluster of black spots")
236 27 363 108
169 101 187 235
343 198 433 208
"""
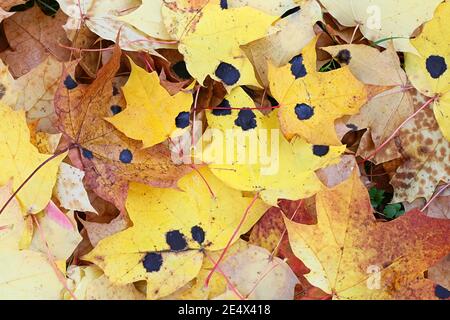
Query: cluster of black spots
110 105 123 115
166 230 188 251
281 6 300 19
119 149 133 164
435 285 450 299
213 99 232 116
191 225 206 245
64 75 78 90
82 148 94 160
426 55 447 79
289 54 307 79
143 252 163 272
220 0 228 9
235 109 257 131
312 145 330 157
172 61 191 80
175 111 191 129
294 103 314 120
215 62 241 86
335 49 352 64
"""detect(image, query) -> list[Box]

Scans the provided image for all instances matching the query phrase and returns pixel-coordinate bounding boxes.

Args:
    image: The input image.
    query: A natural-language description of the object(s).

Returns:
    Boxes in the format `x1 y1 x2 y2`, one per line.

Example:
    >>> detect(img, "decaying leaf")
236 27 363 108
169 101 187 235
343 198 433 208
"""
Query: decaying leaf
390 108 449 203
286 170 450 299
0 103 65 214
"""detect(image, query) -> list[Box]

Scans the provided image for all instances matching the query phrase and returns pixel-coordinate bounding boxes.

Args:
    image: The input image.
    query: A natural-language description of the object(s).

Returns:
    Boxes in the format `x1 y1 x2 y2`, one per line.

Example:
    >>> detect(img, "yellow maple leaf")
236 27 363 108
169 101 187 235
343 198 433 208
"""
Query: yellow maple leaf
162 0 277 89
269 36 368 146
285 170 450 299
0 103 66 213
106 58 193 148
405 2 450 141
0 250 64 299
84 167 269 299
199 87 345 206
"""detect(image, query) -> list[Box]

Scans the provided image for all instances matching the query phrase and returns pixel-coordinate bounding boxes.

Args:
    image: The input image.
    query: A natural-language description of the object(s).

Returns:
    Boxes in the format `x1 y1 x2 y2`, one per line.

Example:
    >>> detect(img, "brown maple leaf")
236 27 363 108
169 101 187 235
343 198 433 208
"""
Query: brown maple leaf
54 45 190 211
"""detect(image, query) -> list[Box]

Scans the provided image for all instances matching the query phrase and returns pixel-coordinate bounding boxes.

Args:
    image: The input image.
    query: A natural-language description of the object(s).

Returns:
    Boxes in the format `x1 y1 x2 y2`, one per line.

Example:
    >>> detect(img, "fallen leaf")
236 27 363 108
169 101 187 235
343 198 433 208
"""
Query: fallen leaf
54 163 97 213
269 36 368 145
162 0 277 89
390 108 449 203
0 6 70 78
0 103 66 213
0 250 64 299
285 170 450 299
320 0 442 53
106 58 193 148
405 2 450 141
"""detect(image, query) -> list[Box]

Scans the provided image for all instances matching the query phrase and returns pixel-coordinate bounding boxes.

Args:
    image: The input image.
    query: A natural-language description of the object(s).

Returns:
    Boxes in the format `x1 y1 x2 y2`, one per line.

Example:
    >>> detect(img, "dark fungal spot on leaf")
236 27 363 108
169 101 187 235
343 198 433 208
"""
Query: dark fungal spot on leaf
313 145 330 157
119 149 133 164
336 49 352 64
0 83 5 99
172 61 191 79
175 111 190 129
64 75 78 90
166 230 188 251
435 285 450 299
281 6 300 19
289 54 307 79
82 148 93 160
220 0 228 9
215 62 240 86
294 103 314 120
235 109 257 131
110 105 122 115
426 55 447 79
213 99 232 116
143 252 163 272
191 225 205 244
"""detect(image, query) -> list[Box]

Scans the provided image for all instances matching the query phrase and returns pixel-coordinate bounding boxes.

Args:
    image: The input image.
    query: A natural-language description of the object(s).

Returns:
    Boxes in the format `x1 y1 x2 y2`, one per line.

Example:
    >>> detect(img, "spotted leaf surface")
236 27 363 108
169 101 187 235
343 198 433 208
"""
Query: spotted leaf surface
162 0 277 89
200 87 345 206
269 37 368 145
106 58 193 148
84 167 269 299
405 2 450 141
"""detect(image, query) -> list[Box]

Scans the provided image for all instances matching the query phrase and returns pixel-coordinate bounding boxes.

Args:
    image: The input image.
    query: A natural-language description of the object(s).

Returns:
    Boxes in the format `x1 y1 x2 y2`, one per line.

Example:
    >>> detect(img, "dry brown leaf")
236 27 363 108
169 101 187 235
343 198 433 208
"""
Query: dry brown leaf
0 6 70 78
